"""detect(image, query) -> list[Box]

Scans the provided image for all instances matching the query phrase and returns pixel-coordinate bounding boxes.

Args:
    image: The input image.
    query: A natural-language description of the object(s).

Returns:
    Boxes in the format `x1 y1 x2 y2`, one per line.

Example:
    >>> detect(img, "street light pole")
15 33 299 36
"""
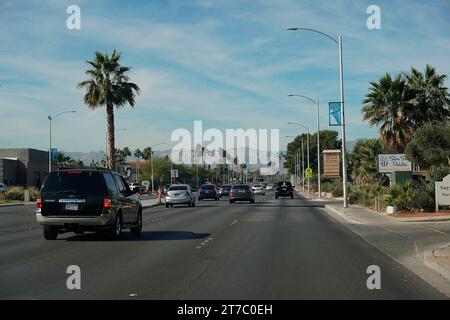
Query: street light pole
288 122 310 195
338 35 348 208
149 142 167 194
288 94 321 198
48 110 77 173
287 27 348 207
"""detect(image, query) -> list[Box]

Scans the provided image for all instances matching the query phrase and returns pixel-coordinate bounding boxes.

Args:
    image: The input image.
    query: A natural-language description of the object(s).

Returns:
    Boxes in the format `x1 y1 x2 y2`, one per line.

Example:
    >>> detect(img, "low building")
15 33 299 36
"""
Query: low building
0 148 56 187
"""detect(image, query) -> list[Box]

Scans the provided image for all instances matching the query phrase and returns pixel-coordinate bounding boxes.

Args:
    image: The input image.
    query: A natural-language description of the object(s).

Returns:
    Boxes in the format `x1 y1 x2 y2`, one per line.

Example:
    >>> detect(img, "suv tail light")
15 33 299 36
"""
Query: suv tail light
199 188 203 193
103 196 112 208
36 196 42 208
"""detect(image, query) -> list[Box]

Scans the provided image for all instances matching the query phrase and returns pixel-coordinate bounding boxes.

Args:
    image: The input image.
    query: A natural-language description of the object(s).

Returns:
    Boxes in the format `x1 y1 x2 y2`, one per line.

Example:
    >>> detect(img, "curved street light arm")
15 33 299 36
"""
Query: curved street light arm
287 27 338 45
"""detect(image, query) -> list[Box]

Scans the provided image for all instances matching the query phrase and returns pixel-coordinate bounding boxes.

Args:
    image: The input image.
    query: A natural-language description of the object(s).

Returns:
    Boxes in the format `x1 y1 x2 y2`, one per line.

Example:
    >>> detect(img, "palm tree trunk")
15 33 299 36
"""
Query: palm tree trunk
106 103 115 170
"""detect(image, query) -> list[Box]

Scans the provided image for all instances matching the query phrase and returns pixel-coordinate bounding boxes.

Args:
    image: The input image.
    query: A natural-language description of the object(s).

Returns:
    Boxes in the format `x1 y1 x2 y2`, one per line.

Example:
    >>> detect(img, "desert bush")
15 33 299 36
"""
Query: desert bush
4 186 25 201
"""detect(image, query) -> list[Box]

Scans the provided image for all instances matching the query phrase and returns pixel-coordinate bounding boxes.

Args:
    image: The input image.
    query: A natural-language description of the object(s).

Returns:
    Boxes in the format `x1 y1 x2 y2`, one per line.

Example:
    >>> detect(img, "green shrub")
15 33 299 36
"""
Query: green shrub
430 165 450 182
385 182 414 212
332 184 343 197
413 183 435 212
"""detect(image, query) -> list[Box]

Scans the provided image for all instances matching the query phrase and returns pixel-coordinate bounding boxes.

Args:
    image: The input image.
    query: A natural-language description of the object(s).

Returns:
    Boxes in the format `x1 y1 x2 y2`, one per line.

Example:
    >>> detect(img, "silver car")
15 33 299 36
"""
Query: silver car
252 184 266 195
165 184 195 208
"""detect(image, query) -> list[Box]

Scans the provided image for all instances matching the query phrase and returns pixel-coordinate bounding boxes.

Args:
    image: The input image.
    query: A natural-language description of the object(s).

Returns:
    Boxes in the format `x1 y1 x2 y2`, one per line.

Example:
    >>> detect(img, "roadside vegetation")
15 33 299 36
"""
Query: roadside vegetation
285 65 450 214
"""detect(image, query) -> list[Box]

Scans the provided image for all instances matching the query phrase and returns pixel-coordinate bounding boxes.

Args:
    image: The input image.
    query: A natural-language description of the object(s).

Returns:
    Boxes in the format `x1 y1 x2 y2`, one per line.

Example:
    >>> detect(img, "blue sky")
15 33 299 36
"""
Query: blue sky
0 0 449 153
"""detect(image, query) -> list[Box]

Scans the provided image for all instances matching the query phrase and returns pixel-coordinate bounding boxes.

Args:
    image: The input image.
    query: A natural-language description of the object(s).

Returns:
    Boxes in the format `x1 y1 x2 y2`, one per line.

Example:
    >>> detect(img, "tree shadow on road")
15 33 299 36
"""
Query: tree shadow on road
63 231 210 242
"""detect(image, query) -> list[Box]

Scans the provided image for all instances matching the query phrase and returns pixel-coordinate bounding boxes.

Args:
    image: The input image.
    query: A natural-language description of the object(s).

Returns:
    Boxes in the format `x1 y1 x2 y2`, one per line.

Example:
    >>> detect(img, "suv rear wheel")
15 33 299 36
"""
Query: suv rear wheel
130 209 142 236
111 214 123 240
43 225 58 240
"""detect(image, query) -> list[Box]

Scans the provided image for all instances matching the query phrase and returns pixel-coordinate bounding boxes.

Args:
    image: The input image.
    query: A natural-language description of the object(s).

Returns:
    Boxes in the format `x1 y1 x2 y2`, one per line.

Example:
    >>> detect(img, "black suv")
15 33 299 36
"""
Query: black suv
275 181 294 199
36 169 142 240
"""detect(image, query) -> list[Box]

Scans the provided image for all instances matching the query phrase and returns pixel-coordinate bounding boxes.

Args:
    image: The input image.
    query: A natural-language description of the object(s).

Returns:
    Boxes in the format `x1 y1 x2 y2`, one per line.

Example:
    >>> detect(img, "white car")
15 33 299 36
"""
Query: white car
129 183 145 193
0 183 7 193
252 184 265 195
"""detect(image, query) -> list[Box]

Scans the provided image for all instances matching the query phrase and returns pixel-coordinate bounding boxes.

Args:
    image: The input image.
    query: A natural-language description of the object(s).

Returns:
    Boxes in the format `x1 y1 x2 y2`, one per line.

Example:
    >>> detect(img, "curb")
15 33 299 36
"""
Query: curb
324 204 364 225
424 248 450 282
0 202 35 208
142 203 163 209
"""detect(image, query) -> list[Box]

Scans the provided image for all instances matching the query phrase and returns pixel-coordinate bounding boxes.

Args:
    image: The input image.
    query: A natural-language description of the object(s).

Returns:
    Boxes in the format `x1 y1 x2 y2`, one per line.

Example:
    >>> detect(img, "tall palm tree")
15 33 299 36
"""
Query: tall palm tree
362 73 415 152
78 50 140 170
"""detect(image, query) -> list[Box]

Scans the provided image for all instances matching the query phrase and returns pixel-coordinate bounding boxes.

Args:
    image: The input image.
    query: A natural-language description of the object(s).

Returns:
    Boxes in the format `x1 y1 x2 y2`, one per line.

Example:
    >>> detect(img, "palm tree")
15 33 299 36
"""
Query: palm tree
78 50 140 170
404 65 450 125
362 73 415 152
142 147 152 161
348 139 385 187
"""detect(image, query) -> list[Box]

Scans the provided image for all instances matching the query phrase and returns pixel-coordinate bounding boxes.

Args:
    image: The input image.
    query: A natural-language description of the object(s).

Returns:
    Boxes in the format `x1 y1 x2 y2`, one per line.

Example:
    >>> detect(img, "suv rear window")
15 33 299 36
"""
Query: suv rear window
233 185 250 190
277 182 292 187
201 185 215 190
41 171 106 195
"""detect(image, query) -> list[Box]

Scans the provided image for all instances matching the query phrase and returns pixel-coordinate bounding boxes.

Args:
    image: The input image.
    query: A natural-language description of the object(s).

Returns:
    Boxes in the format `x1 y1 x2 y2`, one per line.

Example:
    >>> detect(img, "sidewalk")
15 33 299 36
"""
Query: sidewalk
425 244 450 283
322 200 450 287
139 197 164 209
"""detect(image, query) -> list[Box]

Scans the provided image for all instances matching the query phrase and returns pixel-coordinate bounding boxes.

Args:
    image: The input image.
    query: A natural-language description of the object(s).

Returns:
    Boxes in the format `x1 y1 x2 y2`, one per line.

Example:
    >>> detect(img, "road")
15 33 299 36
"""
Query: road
0 193 446 299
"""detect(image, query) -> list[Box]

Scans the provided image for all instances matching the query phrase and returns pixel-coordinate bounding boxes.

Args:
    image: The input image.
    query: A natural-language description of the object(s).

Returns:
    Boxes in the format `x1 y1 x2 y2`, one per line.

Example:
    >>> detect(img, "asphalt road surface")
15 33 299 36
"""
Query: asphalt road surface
0 193 446 299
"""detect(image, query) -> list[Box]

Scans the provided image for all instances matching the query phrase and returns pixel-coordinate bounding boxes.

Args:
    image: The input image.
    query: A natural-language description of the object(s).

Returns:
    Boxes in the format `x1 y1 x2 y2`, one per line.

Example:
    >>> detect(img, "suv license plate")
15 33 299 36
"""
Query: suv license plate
65 203 78 211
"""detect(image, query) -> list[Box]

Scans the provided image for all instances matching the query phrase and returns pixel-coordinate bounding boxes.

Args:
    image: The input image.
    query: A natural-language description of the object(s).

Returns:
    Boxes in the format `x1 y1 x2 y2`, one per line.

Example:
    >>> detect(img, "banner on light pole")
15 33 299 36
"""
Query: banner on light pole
329 102 342 126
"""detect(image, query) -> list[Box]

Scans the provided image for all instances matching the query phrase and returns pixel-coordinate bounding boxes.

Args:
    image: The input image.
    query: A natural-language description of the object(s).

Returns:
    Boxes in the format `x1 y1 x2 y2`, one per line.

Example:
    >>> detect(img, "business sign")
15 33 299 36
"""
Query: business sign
376 154 412 173
329 102 342 126
50 148 58 161
435 174 450 211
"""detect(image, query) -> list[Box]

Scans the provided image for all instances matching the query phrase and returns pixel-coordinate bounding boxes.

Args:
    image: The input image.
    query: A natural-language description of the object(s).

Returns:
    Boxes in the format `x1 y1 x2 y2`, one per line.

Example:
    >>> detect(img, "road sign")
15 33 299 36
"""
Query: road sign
329 102 342 126
170 169 179 178
436 174 450 212
305 168 313 179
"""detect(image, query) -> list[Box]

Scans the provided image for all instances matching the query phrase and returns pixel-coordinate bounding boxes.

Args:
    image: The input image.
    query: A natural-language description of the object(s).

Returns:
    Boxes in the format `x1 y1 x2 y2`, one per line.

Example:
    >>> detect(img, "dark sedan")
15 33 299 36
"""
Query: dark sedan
198 184 220 201
229 184 255 204
219 184 233 198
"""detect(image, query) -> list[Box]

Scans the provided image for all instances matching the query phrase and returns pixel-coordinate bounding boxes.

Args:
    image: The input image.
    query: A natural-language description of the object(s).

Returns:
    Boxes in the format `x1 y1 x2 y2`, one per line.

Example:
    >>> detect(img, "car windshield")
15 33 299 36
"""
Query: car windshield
169 186 188 191
41 171 106 195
